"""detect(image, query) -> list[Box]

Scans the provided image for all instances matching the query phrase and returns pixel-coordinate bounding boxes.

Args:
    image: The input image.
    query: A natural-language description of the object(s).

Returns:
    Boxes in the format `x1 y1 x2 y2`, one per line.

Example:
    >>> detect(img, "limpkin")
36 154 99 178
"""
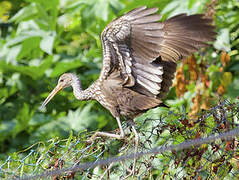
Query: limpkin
42 6 215 170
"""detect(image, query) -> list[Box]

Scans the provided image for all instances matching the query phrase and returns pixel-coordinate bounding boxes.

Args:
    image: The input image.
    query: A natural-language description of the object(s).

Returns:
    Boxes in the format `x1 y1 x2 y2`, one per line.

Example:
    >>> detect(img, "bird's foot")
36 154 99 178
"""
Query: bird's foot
85 134 101 144
86 131 124 144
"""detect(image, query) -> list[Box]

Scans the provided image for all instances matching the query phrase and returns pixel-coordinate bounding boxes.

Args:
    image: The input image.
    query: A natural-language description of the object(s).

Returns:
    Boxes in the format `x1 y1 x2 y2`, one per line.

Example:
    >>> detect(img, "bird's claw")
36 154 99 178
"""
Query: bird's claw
86 133 101 144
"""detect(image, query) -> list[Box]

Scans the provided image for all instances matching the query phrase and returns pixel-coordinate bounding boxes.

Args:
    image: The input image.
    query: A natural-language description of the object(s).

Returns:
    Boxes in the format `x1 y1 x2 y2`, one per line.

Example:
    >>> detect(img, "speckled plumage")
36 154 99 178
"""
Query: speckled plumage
43 6 216 136
86 6 216 119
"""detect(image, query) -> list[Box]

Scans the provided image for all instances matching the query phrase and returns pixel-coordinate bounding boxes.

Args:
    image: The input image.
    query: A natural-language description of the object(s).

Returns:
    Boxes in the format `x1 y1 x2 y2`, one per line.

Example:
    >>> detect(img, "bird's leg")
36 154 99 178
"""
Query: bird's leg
99 162 114 180
123 120 139 179
130 121 139 175
88 117 125 142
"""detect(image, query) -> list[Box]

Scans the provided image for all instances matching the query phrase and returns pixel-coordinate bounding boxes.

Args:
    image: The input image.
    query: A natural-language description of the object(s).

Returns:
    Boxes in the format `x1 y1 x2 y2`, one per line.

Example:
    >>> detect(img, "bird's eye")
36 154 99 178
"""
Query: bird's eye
60 79 64 82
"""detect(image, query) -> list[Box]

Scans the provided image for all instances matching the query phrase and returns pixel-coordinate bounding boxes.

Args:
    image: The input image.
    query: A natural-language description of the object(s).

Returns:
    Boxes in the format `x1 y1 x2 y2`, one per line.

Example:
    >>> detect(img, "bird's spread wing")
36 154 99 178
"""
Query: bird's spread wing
99 6 215 98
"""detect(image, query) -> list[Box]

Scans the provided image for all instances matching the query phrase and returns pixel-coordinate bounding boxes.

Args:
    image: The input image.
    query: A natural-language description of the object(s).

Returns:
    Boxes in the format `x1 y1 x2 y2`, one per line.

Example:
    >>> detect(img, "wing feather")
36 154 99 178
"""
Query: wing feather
100 6 216 98
127 7 158 20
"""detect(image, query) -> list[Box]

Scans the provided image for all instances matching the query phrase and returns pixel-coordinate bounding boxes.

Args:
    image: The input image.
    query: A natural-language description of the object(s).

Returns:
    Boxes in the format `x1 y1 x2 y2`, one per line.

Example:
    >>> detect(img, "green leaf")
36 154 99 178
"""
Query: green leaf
17 37 41 60
0 121 17 141
40 31 56 54
6 45 21 64
93 0 109 21
221 72 232 87
0 56 53 80
64 130 73 152
66 104 98 132
31 118 69 141
226 78 239 98
29 114 52 126
13 103 33 137
0 88 8 105
109 0 125 12
188 0 198 9
229 63 239 72
214 28 231 52
10 3 38 23
161 0 206 17
50 59 83 77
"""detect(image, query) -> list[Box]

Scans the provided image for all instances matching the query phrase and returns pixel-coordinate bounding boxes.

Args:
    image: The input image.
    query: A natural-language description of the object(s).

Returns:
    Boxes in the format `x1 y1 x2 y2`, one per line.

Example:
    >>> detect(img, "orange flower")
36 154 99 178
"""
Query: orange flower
187 56 198 81
220 51 230 67
217 84 226 96
175 64 187 97
189 94 201 118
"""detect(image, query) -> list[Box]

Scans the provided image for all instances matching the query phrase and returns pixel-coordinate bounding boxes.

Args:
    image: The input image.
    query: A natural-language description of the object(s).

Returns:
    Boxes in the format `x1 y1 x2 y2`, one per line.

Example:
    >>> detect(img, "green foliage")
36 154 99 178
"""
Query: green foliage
0 0 238 172
0 0 182 153
0 100 238 179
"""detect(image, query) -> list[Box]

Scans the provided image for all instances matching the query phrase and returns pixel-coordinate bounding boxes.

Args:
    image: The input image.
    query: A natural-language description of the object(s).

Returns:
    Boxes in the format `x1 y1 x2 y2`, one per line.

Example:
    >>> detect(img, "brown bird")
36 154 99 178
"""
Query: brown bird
42 5 215 153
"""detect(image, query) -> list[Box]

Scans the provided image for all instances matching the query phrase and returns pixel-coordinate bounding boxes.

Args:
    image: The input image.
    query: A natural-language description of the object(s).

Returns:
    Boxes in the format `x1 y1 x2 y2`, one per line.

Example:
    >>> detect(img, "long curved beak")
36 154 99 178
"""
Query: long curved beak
41 84 63 108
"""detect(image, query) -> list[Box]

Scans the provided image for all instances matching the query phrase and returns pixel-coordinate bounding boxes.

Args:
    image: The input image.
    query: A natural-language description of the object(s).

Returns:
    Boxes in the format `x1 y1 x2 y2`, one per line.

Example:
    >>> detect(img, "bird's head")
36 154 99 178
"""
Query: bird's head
41 73 74 108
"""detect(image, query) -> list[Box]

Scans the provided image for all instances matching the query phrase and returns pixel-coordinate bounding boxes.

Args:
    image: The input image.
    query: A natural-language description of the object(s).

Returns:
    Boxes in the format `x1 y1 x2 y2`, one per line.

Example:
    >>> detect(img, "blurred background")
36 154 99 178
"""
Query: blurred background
0 0 238 157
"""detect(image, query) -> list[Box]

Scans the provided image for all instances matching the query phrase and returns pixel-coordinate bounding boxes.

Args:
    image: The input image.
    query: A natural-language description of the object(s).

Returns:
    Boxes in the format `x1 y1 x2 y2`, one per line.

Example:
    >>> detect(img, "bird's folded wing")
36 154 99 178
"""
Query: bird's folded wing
99 6 216 97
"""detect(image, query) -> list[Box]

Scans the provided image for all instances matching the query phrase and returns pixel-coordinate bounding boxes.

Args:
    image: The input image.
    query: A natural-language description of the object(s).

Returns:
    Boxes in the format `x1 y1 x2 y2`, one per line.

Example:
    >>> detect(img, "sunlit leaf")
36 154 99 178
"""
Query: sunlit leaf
10 3 38 23
50 59 83 77
40 31 56 54
161 0 207 17
93 0 109 21
6 45 21 64
17 37 41 60
0 56 53 79
65 104 98 132
214 28 231 52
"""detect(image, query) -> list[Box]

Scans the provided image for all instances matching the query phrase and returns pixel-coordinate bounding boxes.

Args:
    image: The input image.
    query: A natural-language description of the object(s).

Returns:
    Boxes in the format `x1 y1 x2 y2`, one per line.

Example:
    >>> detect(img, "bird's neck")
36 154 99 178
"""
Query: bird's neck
71 75 93 101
